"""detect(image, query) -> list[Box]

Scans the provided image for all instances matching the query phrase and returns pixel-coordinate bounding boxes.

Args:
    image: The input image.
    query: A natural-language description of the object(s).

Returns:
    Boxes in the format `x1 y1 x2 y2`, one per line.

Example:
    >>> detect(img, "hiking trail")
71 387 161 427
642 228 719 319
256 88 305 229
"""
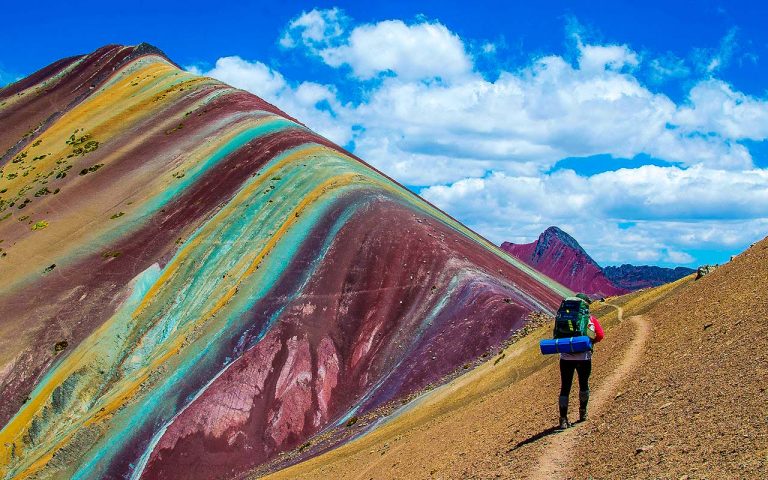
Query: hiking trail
527 314 649 480
604 301 623 322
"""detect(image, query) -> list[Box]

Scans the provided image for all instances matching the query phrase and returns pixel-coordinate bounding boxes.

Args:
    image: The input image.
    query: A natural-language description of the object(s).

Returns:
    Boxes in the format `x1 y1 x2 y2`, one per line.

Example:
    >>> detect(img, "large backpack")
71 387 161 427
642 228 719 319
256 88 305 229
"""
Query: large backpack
553 297 591 339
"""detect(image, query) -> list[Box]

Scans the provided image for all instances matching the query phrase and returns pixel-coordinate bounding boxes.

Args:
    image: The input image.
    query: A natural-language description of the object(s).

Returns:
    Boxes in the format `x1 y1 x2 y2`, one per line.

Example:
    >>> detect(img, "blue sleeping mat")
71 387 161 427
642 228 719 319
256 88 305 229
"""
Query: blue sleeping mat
540 336 592 355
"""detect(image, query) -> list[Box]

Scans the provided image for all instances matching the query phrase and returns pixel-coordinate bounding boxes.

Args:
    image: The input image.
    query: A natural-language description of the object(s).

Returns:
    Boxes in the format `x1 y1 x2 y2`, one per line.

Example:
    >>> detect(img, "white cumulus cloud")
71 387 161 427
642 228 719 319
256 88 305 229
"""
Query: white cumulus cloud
189 9 768 265
675 79 768 140
420 166 768 265
281 9 472 81
279 8 348 50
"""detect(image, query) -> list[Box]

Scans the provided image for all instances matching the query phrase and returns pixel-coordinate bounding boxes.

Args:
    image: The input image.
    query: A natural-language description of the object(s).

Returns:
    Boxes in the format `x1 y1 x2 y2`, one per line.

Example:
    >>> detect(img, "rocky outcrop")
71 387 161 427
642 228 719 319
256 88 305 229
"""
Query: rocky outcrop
502 227 696 296
501 227 627 297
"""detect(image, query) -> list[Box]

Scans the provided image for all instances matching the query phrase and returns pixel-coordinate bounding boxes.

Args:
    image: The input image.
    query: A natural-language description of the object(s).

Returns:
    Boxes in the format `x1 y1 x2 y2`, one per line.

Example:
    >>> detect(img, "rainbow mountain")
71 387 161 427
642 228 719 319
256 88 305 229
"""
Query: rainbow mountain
0 44 569 479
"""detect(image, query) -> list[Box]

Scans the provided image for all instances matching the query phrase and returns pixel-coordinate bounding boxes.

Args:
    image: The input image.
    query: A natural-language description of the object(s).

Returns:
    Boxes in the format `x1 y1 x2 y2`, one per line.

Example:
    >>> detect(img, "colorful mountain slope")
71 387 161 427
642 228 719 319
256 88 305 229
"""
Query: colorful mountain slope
603 264 696 290
0 45 569 479
501 226 627 297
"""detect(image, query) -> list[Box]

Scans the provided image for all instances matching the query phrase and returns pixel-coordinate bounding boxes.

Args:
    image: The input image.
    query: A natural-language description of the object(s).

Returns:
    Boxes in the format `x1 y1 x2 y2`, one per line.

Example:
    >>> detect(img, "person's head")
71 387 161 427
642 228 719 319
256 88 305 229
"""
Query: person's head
575 293 592 304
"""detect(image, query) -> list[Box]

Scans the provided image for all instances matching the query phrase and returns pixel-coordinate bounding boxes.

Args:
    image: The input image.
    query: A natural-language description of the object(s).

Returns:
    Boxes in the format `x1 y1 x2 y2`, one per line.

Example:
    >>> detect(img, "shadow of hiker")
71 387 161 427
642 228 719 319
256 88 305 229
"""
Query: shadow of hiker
507 426 562 453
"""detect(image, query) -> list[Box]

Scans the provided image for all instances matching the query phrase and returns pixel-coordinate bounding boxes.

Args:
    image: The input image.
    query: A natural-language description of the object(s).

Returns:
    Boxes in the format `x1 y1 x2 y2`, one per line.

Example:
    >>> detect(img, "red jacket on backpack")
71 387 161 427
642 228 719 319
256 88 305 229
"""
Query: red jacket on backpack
590 316 605 343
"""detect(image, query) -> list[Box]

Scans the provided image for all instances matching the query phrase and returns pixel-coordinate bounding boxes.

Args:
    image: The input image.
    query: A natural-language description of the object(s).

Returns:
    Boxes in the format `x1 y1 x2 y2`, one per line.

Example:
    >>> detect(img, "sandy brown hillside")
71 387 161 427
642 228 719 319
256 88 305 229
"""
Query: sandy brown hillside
567 238 768 479
263 238 767 479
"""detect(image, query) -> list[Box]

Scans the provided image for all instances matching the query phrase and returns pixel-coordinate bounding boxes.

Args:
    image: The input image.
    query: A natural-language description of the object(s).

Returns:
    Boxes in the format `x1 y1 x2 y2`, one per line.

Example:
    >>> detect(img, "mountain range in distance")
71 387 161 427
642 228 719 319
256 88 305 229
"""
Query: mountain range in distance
500 226 696 297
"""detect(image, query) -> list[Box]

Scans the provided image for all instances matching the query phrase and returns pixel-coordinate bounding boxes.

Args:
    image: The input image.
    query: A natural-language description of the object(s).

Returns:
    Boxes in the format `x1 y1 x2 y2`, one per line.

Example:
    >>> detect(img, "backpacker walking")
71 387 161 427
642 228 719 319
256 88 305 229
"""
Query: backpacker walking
553 293 604 429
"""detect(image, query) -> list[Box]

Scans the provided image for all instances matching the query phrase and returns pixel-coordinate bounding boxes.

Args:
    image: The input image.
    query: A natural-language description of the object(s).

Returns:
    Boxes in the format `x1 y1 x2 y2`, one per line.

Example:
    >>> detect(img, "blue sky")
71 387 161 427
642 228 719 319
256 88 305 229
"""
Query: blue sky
3 1 768 267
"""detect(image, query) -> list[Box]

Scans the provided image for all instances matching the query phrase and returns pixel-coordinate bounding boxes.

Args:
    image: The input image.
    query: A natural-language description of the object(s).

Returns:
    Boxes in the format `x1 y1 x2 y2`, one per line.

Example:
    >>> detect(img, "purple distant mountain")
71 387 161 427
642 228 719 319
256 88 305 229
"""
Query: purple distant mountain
502 227 695 297
501 227 627 297
603 264 696 290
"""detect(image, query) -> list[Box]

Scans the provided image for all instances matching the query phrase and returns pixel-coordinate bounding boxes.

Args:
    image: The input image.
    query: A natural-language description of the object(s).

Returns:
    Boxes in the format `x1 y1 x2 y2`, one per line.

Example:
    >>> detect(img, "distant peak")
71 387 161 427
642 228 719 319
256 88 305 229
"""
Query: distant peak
540 226 584 252
500 226 626 296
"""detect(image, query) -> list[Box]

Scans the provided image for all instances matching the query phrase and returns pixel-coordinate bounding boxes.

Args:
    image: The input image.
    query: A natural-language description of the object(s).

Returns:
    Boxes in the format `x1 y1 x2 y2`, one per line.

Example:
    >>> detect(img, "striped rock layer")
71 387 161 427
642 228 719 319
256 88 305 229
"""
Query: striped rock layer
0 44 569 479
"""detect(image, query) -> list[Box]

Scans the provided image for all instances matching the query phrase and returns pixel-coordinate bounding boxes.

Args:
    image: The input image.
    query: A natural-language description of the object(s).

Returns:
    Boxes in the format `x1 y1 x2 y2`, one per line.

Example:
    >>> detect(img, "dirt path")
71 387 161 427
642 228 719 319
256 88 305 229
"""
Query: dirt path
527 314 649 480
604 302 623 322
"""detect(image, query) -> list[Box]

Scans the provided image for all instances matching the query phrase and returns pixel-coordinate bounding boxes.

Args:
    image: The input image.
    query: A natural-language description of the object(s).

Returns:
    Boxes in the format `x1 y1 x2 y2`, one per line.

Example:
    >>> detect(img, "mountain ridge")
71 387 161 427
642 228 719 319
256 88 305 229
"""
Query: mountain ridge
501 226 695 297
603 263 696 290
501 226 627 297
0 44 567 479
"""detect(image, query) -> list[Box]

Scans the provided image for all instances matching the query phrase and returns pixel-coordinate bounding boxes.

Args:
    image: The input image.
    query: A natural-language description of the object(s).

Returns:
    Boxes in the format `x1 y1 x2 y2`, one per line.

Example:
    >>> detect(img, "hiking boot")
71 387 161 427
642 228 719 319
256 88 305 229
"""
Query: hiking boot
578 390 589 422
579 406 588 422
558 416 570 430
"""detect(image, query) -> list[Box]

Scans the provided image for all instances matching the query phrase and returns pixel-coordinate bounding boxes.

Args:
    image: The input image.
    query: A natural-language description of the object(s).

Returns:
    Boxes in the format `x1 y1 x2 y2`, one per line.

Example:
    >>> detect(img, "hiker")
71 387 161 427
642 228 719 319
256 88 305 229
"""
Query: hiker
557 293 604 429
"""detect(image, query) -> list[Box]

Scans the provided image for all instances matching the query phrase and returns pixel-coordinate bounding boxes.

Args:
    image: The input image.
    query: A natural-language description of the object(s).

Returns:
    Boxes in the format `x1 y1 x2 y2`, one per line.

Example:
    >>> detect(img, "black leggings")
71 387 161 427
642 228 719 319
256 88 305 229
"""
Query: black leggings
559 359 591 396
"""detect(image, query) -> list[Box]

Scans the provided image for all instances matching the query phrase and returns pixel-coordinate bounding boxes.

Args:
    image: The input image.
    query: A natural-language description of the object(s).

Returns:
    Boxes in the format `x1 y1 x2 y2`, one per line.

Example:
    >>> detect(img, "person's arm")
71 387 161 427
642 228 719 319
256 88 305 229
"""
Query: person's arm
591 316 605 342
